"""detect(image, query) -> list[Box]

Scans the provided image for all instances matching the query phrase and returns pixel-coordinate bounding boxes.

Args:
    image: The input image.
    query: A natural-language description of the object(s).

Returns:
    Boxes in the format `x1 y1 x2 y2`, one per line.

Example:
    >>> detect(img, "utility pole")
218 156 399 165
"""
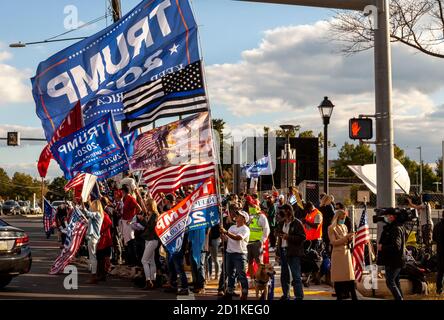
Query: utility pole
417 146 423 194
110 0 128 134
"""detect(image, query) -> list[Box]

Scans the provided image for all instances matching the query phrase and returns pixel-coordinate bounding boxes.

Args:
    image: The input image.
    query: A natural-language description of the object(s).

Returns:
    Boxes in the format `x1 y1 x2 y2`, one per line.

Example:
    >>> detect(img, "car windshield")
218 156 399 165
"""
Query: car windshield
4 201 16 205
19 201 27 206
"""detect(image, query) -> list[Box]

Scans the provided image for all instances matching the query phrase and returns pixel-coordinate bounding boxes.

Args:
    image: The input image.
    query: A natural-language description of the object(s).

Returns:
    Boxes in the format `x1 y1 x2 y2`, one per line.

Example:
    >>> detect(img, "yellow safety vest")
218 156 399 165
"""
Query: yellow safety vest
249 215 264 242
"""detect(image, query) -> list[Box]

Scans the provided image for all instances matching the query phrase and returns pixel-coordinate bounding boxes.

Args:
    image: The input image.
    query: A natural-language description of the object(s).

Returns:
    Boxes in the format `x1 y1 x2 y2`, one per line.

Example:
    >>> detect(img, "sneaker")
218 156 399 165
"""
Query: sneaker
193 288 205 294
217 290 225 296
177 288 189 296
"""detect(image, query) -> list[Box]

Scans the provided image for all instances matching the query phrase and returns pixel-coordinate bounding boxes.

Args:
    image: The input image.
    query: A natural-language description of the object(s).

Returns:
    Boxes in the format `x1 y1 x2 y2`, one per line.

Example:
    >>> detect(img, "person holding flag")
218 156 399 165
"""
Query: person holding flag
43 199 56 239
328 210 358 300
220 210 251 300
81 200 104 284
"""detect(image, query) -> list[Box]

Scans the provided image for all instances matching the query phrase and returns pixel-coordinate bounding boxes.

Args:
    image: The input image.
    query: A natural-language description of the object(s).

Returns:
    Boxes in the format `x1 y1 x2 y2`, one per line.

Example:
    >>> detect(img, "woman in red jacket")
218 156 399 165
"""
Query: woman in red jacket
96 199 113 282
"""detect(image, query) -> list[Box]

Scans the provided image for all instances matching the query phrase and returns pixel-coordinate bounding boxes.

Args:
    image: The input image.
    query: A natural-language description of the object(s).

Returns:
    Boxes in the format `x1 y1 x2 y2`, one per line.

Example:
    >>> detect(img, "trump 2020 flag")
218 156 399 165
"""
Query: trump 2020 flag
43 199 55 234
187 177 220 232
31 0 201 141
50 113 129 181
49 207 87 275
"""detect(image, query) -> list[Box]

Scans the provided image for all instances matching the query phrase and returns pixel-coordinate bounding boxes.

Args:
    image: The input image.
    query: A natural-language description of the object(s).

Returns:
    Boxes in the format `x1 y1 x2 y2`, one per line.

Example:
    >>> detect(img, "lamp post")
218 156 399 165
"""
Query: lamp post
318 97 334 195
280 124 296 191
417 146 423 194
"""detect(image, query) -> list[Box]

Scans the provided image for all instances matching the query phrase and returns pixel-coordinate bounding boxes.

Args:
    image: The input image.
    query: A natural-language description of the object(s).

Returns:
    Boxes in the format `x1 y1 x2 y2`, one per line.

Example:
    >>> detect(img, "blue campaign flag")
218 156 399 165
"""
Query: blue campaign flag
120 130 139 158
50 113 129 181
241 154 273 178
32 0 200 141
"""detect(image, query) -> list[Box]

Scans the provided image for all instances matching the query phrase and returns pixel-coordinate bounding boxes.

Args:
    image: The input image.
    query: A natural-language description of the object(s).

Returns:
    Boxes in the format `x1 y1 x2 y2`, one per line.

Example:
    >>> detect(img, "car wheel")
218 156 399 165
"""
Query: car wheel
0 276 12 289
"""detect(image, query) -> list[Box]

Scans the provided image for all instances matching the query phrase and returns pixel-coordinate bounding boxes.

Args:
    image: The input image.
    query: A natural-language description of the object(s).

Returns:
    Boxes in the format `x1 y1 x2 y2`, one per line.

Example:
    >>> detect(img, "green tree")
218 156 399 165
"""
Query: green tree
10 172 36 201
436 157 443 185
299 130 315 138
46 177 69 201
332 143 375 178
275 125 301 138
0 168 10 200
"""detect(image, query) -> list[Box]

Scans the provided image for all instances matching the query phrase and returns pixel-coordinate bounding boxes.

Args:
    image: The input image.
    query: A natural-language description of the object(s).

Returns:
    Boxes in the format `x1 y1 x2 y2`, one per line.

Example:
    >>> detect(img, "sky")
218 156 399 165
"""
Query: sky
0 0 443 180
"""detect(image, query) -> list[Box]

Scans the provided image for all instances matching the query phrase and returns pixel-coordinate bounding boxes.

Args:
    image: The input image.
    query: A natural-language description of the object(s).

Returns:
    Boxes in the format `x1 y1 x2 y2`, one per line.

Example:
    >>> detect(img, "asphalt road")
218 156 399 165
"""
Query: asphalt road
0 215 336 300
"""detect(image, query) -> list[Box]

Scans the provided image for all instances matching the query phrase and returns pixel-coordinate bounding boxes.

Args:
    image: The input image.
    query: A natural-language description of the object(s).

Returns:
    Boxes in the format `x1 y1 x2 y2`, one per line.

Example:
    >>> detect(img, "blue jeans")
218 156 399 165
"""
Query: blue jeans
226 252 248 295
191 250 206 290
280 248 304 300
385 266 403 300
169 251 188 290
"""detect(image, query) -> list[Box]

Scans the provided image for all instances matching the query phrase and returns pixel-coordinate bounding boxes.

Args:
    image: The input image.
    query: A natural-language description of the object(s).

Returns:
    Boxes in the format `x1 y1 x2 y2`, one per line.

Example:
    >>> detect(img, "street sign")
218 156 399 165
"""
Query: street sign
7 132 20 146
349 118 373 140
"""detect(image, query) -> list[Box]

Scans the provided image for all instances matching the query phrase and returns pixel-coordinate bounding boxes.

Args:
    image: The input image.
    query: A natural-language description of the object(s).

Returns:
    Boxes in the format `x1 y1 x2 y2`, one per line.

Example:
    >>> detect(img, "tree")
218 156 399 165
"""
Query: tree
299 130 315 138
10 172 36 201
0 168 10 200
330 0 444 58
275 125 301 138
332 142 375 178
46 177 69 201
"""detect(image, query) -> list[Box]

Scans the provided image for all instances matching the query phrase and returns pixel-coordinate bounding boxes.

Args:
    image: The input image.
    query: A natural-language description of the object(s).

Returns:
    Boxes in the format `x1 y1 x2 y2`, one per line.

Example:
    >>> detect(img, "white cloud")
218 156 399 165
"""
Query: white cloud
0 45 33 105
0 124 44 140
206 20 444 162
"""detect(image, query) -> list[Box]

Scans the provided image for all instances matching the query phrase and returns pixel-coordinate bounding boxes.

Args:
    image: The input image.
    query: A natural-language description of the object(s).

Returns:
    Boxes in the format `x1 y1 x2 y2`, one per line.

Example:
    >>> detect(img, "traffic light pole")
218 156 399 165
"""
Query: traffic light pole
239 0 395 212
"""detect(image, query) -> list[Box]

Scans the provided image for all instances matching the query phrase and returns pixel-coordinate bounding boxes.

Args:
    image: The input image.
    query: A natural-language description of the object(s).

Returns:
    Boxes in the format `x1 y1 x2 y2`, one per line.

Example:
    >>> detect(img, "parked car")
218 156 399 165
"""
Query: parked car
51 200 66 209
18 201 30 215
0 218 32 288
29 204 42 215
1 201 20 216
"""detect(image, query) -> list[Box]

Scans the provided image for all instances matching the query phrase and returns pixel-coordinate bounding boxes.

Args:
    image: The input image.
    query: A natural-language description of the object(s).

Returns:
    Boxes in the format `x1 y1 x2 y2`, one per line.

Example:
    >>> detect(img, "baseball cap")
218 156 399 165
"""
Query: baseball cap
236 210 250 223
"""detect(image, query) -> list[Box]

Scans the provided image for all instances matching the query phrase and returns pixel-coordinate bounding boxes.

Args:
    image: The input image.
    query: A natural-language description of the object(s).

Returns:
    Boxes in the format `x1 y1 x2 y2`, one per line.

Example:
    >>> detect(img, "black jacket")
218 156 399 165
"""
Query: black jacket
379 222 406 269
140 214 158 241
276 219 306 257
320 205 335 243
433 219 444 262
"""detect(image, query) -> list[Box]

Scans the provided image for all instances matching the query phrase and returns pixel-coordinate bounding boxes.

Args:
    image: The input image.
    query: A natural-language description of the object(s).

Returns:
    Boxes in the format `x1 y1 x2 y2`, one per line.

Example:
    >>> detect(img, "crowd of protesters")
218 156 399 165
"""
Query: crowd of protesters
51 174 444 300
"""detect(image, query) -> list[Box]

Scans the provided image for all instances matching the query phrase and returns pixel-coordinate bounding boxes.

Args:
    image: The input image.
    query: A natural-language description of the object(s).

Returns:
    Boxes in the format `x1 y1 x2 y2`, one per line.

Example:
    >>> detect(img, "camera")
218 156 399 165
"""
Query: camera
372 207 418 224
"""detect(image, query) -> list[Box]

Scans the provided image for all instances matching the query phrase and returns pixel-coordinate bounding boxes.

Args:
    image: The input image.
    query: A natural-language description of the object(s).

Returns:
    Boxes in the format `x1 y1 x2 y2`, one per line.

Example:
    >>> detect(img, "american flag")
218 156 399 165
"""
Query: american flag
43 198 55 234
49 207 87 275
64 173 86 191
143 162 216 203
353 206 370 282
123 61 208 131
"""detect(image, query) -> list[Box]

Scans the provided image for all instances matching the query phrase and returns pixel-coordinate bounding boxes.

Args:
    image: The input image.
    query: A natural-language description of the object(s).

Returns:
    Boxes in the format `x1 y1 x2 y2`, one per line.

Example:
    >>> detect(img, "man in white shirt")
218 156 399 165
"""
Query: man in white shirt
408 196 434 248
220 210 250 300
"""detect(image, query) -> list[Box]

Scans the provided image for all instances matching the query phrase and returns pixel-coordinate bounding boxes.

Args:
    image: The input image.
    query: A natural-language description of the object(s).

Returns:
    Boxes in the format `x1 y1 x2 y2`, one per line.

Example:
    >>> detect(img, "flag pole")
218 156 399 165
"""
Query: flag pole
41 177 44 216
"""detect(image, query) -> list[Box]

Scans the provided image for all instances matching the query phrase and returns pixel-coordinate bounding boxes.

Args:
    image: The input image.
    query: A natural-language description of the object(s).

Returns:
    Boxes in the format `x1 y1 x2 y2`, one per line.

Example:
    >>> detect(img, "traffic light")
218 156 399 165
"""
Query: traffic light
7 132 20 146
349 118 373 140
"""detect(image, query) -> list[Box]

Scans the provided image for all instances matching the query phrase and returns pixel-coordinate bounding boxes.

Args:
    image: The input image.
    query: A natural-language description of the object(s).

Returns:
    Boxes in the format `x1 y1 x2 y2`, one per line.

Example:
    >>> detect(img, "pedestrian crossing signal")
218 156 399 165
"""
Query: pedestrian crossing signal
349 118 373 140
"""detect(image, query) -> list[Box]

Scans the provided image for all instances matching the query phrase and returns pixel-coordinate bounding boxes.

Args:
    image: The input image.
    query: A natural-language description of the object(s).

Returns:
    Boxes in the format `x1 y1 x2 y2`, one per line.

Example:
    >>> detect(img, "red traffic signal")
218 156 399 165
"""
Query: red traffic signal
349 118 373 140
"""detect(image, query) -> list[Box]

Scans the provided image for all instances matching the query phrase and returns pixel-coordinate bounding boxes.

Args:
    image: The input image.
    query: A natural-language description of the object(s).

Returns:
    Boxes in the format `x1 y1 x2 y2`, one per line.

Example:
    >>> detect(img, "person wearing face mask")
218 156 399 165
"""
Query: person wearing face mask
328 210 357 300
378 208 406 300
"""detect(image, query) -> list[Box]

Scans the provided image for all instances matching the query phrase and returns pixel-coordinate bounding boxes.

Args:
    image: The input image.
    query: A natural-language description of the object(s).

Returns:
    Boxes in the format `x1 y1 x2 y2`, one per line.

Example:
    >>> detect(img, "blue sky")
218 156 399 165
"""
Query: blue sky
0 0 442 179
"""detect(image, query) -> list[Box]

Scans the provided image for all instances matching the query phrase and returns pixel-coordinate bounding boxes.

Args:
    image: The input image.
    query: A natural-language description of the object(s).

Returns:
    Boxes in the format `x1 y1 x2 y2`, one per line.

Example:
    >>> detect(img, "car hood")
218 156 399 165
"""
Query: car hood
0 225 24 233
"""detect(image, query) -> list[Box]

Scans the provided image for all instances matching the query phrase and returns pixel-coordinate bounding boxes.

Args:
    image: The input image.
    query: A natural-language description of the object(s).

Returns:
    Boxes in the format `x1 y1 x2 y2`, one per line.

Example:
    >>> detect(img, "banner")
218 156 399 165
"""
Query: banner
241 154 273 178
121 130 139 158
155 177 219 253
155 187 201 254
32 0 200 141
49 207 88 274
130 112 214 171
50 113 129 180
187 177 220 232
43 198 55 235
37 101 83 178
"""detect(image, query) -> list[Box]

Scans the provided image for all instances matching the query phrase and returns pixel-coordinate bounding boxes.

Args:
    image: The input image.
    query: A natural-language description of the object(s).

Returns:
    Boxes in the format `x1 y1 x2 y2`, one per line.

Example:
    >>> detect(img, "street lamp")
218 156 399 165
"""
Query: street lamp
9 37 87 48
417 146 423 194
280 124 296 192
318 96 334 194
